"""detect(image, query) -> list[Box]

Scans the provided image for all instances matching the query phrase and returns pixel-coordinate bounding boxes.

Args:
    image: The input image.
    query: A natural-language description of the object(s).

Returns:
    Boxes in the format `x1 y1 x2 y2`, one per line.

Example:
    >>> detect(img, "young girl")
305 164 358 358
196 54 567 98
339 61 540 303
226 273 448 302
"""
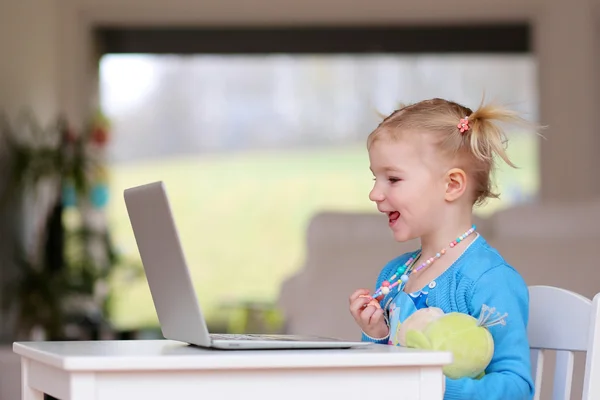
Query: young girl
349 98 536 400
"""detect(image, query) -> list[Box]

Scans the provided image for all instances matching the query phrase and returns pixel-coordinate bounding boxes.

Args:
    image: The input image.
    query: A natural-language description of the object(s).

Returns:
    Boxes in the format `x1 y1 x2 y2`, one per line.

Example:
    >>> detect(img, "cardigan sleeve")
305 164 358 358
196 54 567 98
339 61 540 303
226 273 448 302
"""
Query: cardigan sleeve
443 264 535 400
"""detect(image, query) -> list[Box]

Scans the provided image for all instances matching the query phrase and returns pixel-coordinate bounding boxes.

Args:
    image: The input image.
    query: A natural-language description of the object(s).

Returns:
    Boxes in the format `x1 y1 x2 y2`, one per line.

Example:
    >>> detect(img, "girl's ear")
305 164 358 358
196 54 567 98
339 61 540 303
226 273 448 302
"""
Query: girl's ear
444 168 467 202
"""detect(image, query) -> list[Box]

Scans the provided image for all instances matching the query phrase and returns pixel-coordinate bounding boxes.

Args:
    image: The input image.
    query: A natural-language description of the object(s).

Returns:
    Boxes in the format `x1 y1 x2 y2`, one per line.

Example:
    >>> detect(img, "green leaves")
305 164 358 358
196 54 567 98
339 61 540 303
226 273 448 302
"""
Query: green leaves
0 109 123 340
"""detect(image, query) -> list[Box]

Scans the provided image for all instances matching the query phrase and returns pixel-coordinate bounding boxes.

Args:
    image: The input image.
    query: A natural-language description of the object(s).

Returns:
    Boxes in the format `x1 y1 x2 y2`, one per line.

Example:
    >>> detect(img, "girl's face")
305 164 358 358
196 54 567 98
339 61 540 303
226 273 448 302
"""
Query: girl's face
368 135 449 243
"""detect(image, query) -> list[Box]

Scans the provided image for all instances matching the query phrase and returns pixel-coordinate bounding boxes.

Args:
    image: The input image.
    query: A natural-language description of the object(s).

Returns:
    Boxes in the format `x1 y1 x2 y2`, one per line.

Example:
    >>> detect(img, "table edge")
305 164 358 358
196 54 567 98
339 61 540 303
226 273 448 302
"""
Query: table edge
13 341 454 372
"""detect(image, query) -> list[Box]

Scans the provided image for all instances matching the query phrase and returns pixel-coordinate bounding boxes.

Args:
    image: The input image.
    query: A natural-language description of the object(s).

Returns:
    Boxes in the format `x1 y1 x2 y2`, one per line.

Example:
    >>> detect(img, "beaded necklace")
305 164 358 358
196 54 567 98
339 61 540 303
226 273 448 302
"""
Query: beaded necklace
371 225 477 304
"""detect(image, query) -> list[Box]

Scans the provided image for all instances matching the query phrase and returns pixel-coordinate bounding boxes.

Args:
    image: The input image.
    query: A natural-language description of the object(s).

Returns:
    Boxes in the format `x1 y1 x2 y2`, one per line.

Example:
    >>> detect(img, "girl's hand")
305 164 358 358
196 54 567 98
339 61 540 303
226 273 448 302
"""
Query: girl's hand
349 288 389 339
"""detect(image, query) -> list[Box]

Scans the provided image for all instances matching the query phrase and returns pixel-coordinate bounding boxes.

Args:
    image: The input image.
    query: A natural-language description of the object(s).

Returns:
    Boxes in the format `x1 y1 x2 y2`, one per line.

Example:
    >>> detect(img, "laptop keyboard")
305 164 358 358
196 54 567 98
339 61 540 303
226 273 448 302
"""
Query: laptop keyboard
210 334 318 342
210 333 271 341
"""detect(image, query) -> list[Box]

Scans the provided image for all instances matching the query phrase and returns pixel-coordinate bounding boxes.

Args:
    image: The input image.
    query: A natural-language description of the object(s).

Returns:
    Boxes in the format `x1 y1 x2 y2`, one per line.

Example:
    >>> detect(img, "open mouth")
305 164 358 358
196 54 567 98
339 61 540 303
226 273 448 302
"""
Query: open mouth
388 211 400 225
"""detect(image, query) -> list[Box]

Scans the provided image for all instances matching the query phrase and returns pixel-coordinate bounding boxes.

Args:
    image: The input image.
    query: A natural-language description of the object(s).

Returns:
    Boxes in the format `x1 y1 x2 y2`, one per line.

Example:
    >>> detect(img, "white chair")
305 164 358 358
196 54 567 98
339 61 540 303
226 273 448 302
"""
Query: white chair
528 285 600 399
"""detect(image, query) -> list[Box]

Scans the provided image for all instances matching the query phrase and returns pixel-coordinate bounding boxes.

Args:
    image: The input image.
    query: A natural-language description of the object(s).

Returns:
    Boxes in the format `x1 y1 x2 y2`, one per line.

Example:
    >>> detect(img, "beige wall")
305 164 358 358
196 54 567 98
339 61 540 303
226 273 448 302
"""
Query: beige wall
0 0 60 123
534 0 600 201
1 0 599 201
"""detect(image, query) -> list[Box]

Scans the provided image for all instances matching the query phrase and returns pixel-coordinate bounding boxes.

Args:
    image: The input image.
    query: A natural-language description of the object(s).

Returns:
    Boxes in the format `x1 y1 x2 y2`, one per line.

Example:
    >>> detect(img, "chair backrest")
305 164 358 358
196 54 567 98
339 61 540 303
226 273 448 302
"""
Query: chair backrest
528 285 600 399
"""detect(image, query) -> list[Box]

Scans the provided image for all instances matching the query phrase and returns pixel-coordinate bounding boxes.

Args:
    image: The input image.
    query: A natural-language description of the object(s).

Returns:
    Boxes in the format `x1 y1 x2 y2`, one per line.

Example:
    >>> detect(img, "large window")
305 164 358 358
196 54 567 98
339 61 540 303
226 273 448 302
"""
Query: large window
99 53 538 331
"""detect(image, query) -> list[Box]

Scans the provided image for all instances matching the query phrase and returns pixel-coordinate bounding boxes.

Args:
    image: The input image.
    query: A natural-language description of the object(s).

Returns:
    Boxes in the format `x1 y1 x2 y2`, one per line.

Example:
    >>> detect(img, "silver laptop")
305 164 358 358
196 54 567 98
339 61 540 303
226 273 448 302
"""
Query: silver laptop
124 181 370 350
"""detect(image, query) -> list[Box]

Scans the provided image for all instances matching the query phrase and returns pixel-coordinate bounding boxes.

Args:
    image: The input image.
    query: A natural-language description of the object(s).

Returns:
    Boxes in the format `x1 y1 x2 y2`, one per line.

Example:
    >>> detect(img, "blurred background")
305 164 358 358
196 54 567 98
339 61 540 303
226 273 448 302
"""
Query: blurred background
0 0 598 398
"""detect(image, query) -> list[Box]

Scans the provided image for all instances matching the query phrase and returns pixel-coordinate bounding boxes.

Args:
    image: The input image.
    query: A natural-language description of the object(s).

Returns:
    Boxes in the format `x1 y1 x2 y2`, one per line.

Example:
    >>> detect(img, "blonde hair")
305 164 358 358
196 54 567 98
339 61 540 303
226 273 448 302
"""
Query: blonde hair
367 97 538 206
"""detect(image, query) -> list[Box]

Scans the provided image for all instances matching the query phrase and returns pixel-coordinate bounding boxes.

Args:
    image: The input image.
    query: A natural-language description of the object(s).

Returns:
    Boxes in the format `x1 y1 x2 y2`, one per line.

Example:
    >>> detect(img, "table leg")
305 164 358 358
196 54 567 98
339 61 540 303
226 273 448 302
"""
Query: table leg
419 367 445 399
21 359 44 400
69 372 96 400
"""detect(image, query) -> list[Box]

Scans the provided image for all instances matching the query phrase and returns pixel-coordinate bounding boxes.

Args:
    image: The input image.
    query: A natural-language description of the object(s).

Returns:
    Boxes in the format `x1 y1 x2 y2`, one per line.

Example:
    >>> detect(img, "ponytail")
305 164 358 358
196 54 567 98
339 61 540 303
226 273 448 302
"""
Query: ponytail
466 102 529 169
463 100 541 204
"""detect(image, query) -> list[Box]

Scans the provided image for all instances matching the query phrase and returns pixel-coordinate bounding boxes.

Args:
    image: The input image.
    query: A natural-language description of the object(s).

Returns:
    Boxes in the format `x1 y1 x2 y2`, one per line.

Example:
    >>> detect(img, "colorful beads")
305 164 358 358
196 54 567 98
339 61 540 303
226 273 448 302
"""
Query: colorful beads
371 225 476 299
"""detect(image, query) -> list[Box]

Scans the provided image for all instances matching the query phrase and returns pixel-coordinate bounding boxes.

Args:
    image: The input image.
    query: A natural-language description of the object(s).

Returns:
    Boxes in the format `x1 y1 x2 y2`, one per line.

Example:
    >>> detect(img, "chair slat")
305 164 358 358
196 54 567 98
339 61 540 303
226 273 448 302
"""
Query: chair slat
531 349 544 400
552 350 574 400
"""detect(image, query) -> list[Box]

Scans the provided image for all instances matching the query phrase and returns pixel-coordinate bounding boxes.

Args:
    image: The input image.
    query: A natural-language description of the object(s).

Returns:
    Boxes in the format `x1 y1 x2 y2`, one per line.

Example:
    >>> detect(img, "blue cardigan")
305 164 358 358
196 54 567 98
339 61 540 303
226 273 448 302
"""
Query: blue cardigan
361 236 534 400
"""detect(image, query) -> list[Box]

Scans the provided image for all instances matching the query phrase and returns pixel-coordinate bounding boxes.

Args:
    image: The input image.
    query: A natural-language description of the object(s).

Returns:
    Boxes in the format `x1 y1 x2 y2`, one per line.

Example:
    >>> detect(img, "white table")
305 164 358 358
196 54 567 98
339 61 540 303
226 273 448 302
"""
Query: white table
13 340 452 400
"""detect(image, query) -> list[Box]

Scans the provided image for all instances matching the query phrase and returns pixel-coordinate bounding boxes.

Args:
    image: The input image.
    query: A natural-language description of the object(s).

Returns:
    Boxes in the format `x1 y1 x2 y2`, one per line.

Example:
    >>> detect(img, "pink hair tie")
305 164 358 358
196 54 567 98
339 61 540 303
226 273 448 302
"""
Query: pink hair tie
457 117 470 133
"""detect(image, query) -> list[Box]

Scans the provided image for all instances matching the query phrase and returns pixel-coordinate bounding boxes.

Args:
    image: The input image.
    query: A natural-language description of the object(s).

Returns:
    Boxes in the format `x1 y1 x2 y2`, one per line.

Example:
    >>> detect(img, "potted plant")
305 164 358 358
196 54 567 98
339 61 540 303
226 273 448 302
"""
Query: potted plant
0 109 134 341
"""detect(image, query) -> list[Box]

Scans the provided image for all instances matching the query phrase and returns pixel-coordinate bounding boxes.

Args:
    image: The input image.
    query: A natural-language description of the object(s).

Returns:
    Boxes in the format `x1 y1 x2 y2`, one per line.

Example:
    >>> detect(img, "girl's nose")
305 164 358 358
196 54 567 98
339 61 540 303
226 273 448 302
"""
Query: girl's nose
369 185 384 202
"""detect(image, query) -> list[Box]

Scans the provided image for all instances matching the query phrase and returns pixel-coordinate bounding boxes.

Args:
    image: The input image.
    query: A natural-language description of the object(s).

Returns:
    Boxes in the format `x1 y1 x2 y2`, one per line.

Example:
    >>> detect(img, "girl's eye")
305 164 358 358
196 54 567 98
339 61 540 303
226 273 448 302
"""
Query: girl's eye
388 177 401 183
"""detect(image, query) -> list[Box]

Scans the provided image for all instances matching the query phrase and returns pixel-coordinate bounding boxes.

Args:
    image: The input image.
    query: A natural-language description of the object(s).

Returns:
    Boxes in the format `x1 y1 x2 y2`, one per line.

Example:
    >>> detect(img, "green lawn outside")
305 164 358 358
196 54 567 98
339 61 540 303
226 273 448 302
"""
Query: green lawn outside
105 134 538 331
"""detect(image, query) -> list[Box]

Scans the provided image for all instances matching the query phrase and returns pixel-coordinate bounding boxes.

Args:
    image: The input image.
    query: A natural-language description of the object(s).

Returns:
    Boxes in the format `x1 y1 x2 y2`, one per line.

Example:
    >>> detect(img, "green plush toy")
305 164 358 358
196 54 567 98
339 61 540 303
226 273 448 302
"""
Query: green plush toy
397 305 507 380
